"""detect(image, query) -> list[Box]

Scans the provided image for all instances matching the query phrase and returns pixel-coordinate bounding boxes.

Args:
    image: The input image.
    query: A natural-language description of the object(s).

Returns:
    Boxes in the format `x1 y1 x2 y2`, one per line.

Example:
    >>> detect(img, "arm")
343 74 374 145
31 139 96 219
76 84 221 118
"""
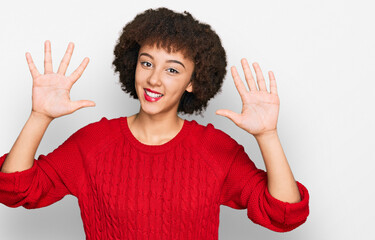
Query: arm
1 112 52 173
0 131 84 209
0 40 94 208
1 40 93 174
254 131 300 203
216 59 309 231
219 144 309 232
216 59 300 203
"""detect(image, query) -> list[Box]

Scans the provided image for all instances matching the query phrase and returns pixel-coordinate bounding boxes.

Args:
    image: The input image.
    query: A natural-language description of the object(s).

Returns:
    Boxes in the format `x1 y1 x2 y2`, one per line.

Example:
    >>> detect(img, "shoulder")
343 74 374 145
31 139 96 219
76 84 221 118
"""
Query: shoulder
74 116 120 133
69 116 125 153
188 120 241 152
186 120 245 177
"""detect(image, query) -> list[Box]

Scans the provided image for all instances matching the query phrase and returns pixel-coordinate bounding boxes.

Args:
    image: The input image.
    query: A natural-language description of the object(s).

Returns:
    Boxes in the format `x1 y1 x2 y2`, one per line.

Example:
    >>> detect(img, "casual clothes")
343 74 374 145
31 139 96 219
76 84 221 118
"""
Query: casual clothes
0 116 309 239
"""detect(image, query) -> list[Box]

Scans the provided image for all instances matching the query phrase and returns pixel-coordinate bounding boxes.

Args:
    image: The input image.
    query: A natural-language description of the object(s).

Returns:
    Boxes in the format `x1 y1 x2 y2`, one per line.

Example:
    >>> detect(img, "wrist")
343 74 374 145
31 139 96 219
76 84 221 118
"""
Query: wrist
254 129 278 141
30 111 54 123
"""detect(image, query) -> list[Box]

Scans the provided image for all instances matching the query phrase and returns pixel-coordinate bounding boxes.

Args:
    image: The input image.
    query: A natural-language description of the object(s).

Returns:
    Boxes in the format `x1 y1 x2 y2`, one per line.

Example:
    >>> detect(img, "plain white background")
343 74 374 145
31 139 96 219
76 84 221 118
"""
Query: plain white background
0 0 374 239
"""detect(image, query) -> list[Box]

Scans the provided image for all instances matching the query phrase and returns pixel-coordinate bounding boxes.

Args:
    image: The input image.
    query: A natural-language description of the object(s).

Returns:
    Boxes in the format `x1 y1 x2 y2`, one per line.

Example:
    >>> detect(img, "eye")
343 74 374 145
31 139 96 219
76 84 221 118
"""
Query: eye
167 68 179 74
141 61 152 67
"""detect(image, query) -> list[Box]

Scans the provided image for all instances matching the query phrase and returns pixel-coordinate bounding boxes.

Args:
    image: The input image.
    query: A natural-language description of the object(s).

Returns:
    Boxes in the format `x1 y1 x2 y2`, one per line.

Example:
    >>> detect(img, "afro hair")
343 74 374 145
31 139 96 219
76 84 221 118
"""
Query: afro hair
112 7 227 115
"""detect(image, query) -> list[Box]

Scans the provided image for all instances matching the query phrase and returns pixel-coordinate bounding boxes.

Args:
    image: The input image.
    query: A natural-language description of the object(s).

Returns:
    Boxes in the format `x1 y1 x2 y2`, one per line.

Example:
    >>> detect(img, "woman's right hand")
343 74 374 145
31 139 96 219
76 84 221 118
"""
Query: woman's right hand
26 40 95 121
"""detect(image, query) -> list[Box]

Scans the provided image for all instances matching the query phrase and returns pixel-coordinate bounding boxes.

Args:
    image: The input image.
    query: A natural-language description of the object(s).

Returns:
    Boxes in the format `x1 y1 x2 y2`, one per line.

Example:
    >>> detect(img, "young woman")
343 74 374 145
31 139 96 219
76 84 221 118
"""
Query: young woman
0 7 309 239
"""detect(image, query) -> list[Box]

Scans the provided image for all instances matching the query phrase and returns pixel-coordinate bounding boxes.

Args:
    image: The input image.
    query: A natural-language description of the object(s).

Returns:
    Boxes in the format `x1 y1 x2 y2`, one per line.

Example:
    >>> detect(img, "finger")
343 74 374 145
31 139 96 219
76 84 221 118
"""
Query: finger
252 62 268 92
57 42 74 75
68 57 90 83
241 58 257 91
231 66 248 102
268 71 278 95
44 40 53 74
70 100 96 113
215 109 241 124
25 52 41 79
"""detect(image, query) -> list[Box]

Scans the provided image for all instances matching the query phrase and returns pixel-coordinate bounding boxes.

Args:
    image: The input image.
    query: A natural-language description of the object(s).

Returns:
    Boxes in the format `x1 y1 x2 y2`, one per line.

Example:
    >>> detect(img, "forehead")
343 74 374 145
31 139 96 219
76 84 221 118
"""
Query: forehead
139 43 193 62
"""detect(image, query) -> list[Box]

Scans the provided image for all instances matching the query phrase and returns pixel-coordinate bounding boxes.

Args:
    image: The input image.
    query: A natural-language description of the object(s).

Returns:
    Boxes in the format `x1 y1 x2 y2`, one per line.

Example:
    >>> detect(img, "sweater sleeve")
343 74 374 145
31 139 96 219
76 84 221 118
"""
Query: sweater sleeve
0 126 86 209
219 145 310 232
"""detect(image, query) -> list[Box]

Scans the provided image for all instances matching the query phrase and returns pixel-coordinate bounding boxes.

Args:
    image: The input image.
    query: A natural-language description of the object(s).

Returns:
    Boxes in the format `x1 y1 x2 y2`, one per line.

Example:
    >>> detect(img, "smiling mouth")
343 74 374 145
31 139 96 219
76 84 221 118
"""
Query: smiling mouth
144 89 163 102
144 89 163 98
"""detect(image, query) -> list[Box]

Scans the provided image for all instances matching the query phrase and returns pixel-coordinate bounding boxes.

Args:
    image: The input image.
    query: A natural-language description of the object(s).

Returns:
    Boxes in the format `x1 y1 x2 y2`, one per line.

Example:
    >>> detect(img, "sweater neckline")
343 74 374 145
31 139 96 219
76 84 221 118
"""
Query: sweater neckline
120 116 193 153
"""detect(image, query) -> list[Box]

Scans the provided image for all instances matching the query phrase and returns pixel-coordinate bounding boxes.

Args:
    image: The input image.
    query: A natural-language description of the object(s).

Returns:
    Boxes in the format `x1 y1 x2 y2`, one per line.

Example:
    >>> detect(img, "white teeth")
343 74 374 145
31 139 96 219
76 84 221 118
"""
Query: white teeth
145 90 163 98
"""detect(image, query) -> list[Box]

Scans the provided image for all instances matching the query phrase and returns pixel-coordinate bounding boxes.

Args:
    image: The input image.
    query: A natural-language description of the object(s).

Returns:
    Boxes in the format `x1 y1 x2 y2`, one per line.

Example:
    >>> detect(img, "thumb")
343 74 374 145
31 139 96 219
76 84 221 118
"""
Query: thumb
70 100 96 112
215 109 241 124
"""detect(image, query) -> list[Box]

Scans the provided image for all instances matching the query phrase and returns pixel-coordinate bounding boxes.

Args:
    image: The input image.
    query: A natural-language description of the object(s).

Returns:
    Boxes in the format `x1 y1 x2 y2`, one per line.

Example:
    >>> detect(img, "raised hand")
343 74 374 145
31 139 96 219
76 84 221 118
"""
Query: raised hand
26 40 95 120
216 59 280 137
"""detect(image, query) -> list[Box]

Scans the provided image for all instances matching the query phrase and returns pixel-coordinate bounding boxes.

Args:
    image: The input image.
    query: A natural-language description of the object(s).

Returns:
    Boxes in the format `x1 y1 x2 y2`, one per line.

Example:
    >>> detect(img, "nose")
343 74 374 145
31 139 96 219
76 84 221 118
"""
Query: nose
147 68 162 87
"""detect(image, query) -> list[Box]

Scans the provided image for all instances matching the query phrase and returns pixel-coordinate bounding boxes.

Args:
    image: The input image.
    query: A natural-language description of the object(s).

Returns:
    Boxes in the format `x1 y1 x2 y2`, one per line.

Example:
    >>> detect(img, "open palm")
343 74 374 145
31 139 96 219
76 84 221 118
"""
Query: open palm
27 40 95 120
216 59 280 137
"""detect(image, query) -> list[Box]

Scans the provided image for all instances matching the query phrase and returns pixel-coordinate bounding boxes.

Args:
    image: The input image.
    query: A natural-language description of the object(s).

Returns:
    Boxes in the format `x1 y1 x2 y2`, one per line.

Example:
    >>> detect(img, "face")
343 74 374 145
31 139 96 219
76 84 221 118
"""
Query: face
134 44 194 117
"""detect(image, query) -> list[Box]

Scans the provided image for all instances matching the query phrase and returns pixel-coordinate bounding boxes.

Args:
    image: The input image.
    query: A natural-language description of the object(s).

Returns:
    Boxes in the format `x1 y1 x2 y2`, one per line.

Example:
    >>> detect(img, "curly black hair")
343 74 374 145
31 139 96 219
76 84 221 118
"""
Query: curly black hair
112 7 227 115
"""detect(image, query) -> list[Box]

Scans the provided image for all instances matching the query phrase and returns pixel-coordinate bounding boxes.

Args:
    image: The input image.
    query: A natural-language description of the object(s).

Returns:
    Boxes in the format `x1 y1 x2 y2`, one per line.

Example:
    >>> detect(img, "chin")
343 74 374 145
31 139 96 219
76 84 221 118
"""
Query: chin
142 109 160 116
140 104 177 118
139 104 163 116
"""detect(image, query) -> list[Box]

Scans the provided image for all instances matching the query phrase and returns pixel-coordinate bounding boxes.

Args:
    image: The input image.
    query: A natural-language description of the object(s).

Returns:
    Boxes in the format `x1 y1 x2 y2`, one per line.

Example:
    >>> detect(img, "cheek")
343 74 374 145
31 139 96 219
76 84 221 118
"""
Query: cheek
134 65 147 86
134 66 143 97
134 64 141 83
168 80 188 97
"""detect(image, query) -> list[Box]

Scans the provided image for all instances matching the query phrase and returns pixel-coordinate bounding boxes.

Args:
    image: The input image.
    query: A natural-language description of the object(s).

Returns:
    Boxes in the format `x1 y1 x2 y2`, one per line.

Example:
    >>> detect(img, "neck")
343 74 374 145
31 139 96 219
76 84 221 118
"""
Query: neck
127 110 184 145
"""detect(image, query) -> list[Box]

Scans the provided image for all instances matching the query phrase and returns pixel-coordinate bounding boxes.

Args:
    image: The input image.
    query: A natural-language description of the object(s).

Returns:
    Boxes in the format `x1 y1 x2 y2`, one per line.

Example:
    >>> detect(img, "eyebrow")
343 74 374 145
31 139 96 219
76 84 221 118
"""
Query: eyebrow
139 52 186 69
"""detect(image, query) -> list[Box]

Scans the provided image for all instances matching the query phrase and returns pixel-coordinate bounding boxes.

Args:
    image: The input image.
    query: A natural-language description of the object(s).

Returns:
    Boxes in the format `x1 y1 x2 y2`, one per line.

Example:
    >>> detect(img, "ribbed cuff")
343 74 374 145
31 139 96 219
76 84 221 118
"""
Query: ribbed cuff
0 153 38 193
264 181 310 227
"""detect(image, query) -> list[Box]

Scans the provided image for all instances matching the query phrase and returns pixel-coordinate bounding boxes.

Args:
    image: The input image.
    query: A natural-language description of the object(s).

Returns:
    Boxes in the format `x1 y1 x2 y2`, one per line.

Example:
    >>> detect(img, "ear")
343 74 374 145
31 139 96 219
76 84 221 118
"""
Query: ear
185 81 193 93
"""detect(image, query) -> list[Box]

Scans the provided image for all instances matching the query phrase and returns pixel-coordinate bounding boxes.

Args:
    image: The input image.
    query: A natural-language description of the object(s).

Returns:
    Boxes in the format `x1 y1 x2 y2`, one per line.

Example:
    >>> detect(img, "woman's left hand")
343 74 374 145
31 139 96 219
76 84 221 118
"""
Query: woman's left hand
216 59 280 137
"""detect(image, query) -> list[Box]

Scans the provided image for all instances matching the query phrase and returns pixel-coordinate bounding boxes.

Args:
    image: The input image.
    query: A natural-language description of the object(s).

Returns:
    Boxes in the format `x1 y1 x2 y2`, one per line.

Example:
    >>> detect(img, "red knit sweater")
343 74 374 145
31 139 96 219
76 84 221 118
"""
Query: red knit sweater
0 116 309 239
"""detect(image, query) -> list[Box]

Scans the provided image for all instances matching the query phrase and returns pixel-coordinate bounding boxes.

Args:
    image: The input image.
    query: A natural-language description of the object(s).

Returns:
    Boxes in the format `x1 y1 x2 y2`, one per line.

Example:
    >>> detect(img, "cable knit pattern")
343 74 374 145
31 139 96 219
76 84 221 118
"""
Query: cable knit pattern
0 116 309 239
